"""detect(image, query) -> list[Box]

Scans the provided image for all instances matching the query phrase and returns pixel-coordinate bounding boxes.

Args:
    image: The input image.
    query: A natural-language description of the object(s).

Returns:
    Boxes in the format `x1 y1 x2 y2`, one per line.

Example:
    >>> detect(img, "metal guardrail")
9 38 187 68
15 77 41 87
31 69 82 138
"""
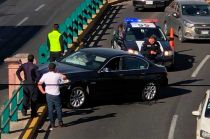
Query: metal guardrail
0 85 23 136
38 0 105 64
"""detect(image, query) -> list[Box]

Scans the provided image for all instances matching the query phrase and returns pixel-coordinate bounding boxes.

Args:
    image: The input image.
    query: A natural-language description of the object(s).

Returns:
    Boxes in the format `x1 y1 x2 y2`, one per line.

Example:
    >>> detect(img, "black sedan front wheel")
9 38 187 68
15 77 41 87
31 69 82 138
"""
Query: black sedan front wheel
68 87 86 109
141 82 157 101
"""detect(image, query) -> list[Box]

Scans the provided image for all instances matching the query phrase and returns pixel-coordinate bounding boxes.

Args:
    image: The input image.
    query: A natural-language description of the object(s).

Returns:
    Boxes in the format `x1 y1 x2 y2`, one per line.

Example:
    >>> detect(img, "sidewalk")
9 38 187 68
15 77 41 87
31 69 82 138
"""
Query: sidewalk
1 105 47 139
2 111 32 139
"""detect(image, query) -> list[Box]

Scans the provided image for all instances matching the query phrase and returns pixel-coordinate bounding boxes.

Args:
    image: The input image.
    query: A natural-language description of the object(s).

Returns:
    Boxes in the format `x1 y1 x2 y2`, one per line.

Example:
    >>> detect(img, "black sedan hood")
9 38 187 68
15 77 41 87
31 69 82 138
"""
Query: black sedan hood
38 62 91 74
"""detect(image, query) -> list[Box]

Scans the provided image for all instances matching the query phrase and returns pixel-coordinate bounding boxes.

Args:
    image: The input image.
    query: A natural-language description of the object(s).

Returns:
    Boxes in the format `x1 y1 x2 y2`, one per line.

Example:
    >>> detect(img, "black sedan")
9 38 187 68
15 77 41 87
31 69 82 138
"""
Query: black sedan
38 48 168 109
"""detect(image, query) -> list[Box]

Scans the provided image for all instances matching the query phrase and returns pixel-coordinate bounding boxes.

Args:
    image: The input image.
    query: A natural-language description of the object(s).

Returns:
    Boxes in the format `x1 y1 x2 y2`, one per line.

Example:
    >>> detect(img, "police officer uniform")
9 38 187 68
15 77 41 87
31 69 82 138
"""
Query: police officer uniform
47 30 64 62
141 40 161 61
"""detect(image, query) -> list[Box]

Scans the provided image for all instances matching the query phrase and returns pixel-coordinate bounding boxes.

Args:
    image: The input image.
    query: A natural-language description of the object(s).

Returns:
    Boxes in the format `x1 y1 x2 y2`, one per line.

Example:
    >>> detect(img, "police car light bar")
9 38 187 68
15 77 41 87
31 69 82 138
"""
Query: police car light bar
124 18 141 23
142 19 159 23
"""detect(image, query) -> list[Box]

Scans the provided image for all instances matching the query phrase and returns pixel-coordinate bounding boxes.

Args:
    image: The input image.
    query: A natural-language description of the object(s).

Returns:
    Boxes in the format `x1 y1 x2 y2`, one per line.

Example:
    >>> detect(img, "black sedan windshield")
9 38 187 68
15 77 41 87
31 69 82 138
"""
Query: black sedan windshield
125 27 166 41
61 51 107 70
182 5 210 16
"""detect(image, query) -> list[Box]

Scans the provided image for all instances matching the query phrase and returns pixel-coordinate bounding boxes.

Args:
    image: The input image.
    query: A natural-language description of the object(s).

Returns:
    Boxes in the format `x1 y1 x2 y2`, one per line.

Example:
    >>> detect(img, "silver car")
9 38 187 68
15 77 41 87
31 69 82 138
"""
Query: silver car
163 0 210 42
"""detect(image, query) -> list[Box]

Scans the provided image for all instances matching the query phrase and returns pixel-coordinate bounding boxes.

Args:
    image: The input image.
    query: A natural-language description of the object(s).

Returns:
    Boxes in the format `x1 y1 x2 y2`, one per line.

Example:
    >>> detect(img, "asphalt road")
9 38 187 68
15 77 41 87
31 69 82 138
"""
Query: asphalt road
0 0 83 106
35 1 210 139
0 0 210 139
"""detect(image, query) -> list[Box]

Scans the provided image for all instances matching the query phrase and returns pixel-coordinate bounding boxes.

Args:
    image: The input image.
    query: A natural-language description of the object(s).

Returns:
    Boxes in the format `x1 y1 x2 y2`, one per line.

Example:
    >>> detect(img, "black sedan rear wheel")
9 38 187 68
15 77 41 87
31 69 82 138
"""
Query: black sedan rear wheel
141 82 157 101
68 87 86 109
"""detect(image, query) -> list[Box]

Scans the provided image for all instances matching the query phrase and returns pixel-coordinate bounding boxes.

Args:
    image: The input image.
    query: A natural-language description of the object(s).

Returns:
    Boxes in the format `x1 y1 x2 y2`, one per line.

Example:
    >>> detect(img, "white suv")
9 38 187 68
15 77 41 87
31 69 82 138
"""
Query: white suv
192 90 210 139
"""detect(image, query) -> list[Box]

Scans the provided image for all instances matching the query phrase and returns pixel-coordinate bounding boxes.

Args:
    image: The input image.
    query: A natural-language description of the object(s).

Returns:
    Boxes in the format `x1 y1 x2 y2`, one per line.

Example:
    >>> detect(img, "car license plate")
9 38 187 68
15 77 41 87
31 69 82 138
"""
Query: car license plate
146 1 153 4
201 30 209 35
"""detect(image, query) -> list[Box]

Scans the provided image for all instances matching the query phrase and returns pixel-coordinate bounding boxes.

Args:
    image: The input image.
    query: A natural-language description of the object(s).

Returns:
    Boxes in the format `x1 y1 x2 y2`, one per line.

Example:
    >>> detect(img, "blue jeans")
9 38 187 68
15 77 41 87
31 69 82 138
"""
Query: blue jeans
46 94 62 123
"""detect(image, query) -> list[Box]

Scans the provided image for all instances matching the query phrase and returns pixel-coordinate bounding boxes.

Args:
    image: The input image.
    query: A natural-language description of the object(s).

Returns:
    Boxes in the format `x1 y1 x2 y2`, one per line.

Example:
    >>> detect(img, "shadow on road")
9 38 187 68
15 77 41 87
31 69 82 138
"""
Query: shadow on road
62 108 99 117
36 112 116 139
83 4 124 48
158 86 191 100
171 52 195 72
0 25 44 64
169 79 203 86
157 79 204 100
135 7 165 12
179 39 210 44
64 113 116 127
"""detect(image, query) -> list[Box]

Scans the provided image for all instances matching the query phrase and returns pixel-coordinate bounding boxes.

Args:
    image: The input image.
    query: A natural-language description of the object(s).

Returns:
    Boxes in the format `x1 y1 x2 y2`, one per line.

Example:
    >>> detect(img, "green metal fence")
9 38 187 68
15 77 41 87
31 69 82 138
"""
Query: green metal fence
0 85 23 136
38 0 105 64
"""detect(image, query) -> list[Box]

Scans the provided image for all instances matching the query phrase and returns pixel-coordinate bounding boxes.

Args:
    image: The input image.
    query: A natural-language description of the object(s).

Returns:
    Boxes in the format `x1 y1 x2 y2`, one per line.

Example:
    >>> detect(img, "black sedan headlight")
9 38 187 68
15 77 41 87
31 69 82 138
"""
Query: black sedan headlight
200 130 210 139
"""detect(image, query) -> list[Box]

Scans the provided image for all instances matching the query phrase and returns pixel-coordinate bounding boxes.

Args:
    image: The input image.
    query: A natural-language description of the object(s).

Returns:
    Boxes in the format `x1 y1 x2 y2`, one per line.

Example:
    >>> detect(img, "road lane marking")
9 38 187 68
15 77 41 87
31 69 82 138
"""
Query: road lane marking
35 4 45 12
16 17 29 26
168 115 178 139
191 55 210 78
46 8 59 24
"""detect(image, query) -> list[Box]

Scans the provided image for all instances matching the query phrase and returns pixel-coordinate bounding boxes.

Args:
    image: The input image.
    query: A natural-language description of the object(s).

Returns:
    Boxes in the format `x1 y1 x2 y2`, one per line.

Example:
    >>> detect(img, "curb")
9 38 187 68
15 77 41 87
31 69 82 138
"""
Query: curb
20 105 47 139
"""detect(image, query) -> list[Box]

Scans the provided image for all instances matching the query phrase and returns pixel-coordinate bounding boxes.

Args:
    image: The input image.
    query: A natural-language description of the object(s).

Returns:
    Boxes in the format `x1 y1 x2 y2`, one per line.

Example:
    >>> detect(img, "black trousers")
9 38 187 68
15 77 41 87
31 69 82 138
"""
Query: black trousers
50 52 62 62
22 82 38 115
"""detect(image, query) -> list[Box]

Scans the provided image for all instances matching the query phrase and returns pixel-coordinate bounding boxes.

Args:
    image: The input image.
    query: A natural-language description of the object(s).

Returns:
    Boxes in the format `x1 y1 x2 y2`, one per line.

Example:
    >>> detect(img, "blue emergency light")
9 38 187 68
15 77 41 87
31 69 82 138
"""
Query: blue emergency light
124 18 141 23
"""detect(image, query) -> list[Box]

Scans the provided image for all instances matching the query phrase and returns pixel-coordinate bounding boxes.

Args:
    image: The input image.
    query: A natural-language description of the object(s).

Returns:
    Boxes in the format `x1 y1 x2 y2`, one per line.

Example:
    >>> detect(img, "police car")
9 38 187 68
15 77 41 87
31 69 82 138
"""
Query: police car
114 18 175 68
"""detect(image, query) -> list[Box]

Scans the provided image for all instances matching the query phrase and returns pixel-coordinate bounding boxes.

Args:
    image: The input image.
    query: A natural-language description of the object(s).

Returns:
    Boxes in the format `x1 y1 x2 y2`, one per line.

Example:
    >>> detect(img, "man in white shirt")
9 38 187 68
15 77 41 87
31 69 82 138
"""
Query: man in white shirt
38 63 66 130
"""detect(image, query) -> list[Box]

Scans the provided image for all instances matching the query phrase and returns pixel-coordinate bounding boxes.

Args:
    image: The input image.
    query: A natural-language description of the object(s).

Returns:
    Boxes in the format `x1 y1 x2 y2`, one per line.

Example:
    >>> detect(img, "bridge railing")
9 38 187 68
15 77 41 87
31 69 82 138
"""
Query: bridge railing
38 0 106 64
0 85 23 136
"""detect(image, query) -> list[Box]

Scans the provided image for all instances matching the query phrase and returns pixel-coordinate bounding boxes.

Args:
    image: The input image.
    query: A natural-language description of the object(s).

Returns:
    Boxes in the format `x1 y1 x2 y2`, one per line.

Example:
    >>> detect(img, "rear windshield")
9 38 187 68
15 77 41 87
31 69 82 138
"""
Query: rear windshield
182 4 210 16
205 99 210 118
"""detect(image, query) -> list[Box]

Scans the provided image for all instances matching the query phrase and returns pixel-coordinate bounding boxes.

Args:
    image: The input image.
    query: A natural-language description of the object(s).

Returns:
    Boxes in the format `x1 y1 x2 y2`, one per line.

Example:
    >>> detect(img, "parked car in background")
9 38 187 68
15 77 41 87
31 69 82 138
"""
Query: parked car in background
163 0 210 42
192 90 210 139
38 48 168 109
132 0 170 11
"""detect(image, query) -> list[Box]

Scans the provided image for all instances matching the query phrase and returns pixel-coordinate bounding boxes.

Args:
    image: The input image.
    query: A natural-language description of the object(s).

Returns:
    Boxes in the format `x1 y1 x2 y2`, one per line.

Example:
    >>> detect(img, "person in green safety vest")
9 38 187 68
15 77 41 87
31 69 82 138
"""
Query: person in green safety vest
47 24 65 62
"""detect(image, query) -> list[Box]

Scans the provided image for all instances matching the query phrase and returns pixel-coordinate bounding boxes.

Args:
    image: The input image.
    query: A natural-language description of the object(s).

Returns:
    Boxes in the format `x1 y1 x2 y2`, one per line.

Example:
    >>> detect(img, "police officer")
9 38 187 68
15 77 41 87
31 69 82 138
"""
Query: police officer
141 35 161 62
47 24 64 62
16 54 39 118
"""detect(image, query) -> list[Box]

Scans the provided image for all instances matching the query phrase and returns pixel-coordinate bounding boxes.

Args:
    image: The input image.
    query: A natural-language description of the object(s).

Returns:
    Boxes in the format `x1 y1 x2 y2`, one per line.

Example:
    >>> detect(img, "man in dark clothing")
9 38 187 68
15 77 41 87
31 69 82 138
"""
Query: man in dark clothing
47 24 65 62
111 23 125 50
16 54 39 118
141 35 161 62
